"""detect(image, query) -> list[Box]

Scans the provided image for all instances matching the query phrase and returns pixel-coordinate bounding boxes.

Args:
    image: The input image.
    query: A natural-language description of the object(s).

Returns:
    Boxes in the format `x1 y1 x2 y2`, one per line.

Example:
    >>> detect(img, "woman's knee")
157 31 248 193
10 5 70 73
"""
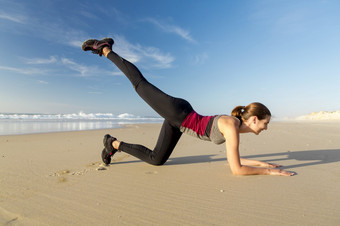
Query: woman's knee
149 156 168 166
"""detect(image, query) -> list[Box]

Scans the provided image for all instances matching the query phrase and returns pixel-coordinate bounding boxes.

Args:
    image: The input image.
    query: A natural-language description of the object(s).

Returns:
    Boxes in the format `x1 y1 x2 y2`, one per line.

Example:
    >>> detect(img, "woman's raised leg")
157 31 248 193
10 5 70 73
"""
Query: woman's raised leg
104 49 192 127
82 38 191 165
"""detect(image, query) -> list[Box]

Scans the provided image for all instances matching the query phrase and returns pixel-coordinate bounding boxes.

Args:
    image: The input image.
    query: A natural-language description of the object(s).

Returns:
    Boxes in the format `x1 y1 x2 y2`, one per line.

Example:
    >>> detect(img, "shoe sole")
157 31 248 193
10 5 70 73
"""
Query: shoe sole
101 147 111 165
81 38 114 51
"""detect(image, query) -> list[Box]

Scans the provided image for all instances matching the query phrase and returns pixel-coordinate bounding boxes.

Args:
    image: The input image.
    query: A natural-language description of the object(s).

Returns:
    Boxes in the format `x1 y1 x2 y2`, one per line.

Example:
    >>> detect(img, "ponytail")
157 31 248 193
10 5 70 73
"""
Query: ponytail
231 102 271 121
231 106 245 119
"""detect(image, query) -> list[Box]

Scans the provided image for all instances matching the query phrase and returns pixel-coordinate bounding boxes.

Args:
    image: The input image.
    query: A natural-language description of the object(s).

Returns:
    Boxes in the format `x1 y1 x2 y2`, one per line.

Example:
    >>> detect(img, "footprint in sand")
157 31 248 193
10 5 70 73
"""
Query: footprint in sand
58 177 67 183
49 161 111 181
145 171 158 175
87 162 108 171
48 169 71 183
96 166 107 171
49 168 90 181
96 163 108 171
71 169 89 175
48 169 70 177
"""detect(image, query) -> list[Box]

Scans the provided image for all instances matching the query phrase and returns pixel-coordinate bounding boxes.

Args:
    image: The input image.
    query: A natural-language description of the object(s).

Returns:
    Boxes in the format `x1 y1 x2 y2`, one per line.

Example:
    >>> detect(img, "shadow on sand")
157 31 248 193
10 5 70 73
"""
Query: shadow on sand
112 149 340 171
243 149 340 170
111 154 224 166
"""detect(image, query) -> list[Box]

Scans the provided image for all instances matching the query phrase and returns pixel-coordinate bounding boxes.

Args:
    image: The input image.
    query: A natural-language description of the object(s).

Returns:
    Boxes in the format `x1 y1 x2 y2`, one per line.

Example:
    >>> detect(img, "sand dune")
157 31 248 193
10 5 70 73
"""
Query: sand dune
297 110 340 121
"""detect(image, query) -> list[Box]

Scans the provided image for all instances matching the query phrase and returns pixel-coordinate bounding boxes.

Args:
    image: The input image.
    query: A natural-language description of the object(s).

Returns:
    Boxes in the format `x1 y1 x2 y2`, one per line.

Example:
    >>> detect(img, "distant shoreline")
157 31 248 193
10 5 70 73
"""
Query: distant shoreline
1 110 340 136
0 118 163 136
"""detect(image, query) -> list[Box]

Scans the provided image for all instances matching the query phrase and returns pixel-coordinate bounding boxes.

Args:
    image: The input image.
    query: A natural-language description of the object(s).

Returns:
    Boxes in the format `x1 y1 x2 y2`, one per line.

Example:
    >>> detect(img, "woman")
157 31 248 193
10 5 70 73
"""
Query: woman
82 38 294 176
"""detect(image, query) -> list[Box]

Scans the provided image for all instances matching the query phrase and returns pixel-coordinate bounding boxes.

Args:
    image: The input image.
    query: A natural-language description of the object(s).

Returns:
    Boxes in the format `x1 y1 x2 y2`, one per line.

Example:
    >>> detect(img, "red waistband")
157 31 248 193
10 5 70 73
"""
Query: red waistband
181 111 213 136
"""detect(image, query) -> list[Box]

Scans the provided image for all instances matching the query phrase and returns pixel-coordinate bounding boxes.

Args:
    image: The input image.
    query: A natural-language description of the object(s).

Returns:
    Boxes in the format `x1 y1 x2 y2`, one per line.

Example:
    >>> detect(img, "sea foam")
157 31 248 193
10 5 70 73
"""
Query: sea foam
0 112 158 120
0 112 163 135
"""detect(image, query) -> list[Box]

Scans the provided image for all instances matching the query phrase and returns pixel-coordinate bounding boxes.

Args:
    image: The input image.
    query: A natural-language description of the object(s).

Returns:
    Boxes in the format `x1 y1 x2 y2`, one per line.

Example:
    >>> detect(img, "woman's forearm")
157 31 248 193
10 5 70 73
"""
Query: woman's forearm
231 164 295 176
232 165 270 176
240 158 263 166
240 158 282 168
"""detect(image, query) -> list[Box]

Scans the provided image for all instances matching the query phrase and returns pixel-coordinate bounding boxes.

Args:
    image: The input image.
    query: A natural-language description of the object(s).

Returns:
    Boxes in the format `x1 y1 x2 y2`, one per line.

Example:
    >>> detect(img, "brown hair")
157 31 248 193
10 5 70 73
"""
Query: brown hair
231 102 271 121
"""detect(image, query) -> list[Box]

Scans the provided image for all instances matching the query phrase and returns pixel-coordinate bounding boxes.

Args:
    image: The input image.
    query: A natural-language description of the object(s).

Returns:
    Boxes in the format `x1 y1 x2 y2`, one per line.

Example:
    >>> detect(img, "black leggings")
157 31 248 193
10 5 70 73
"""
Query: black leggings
107 51 193 165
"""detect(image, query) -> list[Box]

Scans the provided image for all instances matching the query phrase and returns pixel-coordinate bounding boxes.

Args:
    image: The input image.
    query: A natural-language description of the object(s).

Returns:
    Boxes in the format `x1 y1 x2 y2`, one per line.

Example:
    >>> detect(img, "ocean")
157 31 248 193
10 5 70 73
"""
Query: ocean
0 112 163 135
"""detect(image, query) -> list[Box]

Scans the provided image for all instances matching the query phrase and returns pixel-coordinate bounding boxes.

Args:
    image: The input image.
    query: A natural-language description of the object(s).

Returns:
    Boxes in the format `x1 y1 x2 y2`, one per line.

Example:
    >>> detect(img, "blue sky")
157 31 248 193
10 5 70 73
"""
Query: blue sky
0 0 339 119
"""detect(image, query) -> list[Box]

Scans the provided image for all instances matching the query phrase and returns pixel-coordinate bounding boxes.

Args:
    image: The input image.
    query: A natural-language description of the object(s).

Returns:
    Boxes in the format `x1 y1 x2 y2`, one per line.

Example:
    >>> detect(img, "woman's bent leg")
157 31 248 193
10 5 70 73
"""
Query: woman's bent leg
118 120 182 165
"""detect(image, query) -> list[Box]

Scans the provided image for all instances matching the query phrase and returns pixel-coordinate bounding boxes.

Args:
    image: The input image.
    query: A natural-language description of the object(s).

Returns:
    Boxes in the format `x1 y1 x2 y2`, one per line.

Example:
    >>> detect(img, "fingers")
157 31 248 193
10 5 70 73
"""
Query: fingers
280 170 295 176
267 163 296 176
266 162 282 168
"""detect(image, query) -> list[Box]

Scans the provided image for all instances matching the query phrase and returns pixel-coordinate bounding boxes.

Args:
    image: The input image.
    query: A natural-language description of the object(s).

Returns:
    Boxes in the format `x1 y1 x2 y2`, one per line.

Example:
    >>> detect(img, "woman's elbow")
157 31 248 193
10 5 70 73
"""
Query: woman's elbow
230 166 244 176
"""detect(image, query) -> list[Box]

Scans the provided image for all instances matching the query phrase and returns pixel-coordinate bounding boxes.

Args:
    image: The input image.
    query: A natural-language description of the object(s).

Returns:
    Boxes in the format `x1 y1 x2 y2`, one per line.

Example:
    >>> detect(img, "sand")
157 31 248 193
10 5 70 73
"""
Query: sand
296 110 340 121
1 122 340 225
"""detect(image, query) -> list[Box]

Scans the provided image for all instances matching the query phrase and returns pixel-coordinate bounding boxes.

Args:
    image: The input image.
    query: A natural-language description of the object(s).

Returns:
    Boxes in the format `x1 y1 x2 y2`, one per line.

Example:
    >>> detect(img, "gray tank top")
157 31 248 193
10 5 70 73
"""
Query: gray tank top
209 115 226 145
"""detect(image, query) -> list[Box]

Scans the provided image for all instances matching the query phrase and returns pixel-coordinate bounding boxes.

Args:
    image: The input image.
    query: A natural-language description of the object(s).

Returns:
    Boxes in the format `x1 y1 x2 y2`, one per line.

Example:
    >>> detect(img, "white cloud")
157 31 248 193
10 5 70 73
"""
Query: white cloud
61 58 90 77
113 36 141 63
194 52 209 64
2 56 89 76
140 46 174 68
88 91 102 95
59 57 119 77
68 40 84 48
0 8 87 49
114 35 174 68
110 71 124 76
144 18 196 43
23 56 58 64
38 80 49 84
21 55 97 77
0 65 47 75
36 23 87 48
1 57 97 77
0 11 26 24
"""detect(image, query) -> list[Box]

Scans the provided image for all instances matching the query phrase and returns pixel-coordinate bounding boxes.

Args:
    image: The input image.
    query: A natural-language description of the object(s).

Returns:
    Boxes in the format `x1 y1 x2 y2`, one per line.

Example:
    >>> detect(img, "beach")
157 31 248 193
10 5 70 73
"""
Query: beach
1 122 340 225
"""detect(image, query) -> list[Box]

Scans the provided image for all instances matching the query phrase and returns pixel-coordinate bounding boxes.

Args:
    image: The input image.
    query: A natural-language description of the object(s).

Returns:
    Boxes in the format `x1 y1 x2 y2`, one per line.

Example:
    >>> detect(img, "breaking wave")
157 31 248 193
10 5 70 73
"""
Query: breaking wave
0 112 163 135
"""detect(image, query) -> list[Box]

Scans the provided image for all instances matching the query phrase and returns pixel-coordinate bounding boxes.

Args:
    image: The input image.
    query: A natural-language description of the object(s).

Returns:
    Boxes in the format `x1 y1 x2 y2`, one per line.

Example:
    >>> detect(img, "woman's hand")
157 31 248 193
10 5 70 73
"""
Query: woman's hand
268 168 295 176
219 116 296 177
261 162 281 168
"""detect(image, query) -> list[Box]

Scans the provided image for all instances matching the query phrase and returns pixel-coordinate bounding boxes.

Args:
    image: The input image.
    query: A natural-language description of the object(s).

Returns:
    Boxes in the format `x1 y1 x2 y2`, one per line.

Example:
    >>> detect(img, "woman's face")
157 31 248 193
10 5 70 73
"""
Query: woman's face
251 115 271 135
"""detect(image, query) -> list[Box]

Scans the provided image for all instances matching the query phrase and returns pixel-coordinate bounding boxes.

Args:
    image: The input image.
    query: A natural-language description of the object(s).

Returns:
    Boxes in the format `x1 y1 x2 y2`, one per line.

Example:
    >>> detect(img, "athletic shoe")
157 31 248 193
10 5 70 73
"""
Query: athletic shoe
101 134 118 164
82 38 114 56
